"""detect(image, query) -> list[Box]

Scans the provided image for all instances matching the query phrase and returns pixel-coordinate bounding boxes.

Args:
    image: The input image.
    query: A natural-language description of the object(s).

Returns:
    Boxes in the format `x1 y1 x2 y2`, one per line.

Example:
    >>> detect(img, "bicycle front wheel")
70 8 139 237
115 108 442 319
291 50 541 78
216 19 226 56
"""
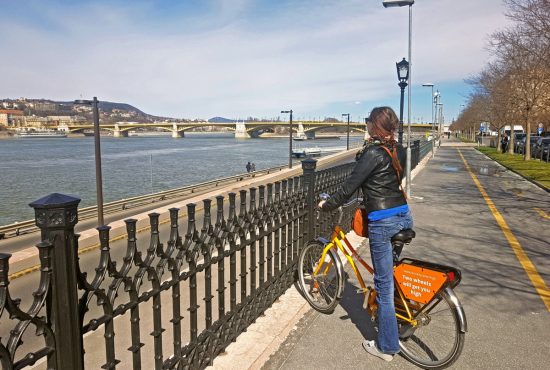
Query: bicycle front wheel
398 287 466 369
297 241 344 314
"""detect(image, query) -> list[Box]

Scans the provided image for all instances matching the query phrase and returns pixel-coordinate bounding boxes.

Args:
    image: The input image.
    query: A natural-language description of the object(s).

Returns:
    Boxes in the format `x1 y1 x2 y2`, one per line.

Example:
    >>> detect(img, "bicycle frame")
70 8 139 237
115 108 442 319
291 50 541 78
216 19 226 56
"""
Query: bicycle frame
312 225 459 327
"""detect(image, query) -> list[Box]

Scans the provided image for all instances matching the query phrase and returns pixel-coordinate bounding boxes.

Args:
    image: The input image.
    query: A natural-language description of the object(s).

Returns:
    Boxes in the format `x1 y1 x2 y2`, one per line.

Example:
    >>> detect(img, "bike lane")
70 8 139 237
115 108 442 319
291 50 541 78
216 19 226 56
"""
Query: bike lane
407 146 550 369
456 147 550 310
261 145 550 370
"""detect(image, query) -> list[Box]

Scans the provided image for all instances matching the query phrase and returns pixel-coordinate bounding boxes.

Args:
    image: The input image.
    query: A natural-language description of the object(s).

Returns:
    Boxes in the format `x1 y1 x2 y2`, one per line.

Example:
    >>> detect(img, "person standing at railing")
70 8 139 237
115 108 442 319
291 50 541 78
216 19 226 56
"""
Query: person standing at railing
246 162 252 173
501 134 509 153
318 106 413 362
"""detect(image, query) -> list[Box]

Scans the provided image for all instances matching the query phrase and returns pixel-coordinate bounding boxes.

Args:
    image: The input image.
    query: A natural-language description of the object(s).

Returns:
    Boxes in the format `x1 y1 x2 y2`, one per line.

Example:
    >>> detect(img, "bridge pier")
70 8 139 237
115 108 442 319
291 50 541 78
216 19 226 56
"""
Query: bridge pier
298 124 316 139
234 121 250 139
113 124 128 137
172 124 185 138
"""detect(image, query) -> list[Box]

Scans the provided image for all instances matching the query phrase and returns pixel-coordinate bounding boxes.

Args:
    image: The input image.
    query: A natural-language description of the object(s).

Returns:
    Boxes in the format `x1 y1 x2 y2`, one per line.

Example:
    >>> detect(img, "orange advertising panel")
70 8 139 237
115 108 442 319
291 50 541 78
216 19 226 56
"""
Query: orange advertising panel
394 263 448 304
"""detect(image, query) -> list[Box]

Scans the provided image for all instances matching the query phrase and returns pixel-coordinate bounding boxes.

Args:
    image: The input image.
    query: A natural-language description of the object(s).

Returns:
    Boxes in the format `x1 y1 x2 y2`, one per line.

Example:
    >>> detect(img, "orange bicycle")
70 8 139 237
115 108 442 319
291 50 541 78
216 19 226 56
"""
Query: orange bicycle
297 197 467 369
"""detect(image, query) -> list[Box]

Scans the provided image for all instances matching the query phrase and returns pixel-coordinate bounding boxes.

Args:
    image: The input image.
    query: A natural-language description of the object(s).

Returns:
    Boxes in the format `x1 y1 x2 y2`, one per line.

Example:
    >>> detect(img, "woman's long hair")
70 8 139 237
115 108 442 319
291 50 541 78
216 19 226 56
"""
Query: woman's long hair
367 107 402 174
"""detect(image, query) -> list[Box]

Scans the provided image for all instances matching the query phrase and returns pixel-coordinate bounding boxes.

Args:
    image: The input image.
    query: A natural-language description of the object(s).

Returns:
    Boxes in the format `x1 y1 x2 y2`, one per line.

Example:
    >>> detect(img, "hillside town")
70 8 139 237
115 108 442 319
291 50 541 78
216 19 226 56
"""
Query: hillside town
0 98 161 129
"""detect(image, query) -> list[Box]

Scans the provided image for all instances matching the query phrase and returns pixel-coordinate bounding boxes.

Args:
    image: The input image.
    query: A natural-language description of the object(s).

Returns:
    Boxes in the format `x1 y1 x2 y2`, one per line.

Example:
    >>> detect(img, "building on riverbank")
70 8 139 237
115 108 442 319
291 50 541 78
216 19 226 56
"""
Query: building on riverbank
0 109 25 127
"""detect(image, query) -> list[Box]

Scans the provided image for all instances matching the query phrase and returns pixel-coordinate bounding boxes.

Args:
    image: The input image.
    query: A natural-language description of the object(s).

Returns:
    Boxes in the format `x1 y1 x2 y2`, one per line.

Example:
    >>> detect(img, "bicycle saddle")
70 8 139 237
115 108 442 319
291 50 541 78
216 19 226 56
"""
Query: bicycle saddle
391 229 416 244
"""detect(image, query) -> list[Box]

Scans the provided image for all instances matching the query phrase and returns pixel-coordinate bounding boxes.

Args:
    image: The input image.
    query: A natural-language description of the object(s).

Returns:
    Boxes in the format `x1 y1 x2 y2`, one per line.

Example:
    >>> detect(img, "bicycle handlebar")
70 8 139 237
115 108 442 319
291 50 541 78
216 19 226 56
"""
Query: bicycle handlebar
317 194 363 224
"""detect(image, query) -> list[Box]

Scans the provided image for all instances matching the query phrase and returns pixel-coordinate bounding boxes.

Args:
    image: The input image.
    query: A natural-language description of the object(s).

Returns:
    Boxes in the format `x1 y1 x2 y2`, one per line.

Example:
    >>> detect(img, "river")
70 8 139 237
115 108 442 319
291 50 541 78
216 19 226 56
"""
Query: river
0 133 363 225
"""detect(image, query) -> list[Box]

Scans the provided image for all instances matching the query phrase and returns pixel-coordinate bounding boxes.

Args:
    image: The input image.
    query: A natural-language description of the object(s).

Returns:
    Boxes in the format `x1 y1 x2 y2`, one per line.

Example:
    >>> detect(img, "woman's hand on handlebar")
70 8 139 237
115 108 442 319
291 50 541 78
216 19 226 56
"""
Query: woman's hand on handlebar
318 193 330 210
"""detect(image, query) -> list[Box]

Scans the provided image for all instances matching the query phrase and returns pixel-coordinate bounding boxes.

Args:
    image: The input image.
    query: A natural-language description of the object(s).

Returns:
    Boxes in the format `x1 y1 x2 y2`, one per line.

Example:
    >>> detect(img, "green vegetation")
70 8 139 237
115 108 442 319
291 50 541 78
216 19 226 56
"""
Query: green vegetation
458 136 476 144
477 147 550 190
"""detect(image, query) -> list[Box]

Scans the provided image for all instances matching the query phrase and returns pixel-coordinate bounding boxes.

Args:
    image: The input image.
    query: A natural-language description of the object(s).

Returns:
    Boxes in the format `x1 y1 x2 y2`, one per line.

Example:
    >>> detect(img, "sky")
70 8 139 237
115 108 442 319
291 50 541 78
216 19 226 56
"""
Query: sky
0 0 510 122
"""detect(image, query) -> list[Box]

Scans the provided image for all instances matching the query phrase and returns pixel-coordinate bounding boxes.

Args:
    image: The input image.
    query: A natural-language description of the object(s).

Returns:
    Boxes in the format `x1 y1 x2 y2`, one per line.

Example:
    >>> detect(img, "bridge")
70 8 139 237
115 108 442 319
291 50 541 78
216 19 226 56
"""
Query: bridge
59 121 370 138
59 121 438 139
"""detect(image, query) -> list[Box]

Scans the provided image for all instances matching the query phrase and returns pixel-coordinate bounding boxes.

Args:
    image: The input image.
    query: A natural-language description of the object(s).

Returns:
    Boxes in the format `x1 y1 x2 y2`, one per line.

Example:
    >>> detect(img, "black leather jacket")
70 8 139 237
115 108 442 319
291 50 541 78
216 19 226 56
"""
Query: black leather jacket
322 142 407 213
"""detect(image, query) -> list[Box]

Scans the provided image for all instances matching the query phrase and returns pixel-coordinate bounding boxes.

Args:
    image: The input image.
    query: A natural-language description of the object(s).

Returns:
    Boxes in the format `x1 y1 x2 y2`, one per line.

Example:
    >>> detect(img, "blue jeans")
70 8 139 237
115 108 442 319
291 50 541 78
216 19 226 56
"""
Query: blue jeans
368 210 413 354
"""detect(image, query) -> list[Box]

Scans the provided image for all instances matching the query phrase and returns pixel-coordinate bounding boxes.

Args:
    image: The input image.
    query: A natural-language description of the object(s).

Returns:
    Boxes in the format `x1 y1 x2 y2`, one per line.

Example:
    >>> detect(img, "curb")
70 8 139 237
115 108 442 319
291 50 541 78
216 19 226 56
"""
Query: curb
474 148 550 194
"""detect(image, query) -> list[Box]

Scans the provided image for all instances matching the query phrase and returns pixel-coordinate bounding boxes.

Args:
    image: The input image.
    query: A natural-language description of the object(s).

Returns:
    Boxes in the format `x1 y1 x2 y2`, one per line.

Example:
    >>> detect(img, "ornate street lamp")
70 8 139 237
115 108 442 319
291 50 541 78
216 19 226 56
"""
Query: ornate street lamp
396 58 409 144
74 97 104 226
436 102 444 141
281 110 293 168
383 0 414 197
434 91 441 141
422 83 435 157
383 0 414 6
342 113 350 150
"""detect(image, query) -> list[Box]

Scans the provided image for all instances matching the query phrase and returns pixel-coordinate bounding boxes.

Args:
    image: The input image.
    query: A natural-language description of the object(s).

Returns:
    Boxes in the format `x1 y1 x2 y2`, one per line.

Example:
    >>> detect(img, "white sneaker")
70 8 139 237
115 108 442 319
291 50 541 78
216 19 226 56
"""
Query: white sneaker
362 340 394 362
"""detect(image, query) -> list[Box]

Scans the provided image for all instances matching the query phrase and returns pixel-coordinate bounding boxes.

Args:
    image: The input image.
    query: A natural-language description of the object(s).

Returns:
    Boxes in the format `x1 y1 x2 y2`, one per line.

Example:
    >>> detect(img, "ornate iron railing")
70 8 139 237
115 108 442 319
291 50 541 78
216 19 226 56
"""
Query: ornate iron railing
0 158 356 369
410 139 432 171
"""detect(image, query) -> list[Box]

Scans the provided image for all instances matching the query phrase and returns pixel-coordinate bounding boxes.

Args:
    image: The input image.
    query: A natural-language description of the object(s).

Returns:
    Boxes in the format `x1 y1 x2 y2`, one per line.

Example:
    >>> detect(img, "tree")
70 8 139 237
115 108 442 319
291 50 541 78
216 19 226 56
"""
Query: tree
488 0 550 159
452 94 487 142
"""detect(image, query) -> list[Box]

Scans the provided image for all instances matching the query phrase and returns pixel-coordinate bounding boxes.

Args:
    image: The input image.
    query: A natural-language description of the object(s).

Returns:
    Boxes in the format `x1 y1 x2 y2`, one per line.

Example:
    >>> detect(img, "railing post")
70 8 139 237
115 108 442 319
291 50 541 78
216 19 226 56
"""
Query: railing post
301 158 317 244
29 193 83 370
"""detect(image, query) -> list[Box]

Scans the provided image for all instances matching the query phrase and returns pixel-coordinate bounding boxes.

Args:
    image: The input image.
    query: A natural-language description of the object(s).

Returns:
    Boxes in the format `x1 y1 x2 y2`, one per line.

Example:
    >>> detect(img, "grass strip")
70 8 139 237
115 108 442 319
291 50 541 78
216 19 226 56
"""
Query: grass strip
476 147 550 190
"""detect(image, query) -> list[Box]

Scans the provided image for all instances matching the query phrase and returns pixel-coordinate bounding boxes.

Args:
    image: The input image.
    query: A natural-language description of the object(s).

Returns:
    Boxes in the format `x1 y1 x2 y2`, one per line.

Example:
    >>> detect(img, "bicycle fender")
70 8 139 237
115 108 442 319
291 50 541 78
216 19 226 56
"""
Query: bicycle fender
446 287 468 333
328 248 346 300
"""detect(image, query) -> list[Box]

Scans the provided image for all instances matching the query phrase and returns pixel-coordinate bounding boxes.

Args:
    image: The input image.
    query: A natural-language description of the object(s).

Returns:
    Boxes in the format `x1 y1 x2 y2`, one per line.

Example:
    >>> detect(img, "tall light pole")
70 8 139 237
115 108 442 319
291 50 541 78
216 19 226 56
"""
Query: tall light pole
281 110 293 168
383 0 414 197
422 83 435 157
396 58 409 144
436 102 443 144
434 91 442 138
74 97 104 226
342 113 350 150
460 104 465 139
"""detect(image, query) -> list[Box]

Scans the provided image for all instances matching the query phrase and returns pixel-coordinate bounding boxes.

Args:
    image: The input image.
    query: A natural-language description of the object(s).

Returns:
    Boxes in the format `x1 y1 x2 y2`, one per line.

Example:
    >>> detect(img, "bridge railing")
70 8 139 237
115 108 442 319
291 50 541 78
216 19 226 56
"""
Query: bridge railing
0 164 289 240
0 158 356 369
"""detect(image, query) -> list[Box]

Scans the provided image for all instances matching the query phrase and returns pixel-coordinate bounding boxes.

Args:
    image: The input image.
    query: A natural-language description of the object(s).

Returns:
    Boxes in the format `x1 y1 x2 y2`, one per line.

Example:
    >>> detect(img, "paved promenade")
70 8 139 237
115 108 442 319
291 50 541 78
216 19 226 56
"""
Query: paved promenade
212 140 550 369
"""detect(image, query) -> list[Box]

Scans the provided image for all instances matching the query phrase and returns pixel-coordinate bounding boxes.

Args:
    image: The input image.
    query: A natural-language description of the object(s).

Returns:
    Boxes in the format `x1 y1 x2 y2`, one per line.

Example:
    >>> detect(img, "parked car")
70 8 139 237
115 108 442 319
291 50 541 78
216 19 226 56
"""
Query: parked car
514 133 527 153
516 135 541 154
532 137 550 160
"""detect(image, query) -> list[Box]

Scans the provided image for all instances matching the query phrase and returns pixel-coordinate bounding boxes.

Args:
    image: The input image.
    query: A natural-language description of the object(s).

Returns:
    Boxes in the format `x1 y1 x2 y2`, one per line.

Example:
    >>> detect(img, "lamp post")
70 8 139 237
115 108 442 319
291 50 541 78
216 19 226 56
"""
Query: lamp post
434 91 441 140
396 58 409 144
281 109 293 168
459 104 465 140
342 113 351 150
383 0 414 197
436 102 443 145
74 97 104 226
422 83 435 157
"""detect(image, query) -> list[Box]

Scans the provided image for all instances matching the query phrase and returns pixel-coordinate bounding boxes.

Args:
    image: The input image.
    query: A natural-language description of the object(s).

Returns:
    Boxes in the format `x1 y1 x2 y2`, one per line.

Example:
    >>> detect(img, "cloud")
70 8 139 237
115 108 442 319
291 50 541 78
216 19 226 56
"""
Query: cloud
0 0 509 118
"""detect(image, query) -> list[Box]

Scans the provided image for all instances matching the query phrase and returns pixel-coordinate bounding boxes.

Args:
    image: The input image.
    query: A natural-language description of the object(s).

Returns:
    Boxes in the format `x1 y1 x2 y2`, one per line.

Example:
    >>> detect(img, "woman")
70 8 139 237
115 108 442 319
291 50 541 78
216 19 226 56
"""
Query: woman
319 106 413 362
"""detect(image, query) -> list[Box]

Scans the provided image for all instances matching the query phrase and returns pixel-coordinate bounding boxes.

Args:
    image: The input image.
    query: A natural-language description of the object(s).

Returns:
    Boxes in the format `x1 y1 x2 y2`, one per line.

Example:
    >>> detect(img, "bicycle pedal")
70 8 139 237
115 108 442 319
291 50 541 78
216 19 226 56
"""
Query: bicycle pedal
359 286 372 310
363 294 369 310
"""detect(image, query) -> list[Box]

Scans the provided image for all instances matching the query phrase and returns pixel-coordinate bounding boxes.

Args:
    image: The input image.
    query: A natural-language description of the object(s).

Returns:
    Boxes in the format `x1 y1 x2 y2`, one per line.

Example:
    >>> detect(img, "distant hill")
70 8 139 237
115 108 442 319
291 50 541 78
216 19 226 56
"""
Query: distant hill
56 101 148 115
1 98 171 124
208 117 236 123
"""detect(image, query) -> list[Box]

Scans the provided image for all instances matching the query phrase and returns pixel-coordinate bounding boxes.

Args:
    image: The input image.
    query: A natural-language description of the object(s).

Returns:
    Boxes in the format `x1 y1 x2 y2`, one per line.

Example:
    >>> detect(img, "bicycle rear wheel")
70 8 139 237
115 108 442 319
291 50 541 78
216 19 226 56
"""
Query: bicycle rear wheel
297 241 344 314
398 287 465 369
